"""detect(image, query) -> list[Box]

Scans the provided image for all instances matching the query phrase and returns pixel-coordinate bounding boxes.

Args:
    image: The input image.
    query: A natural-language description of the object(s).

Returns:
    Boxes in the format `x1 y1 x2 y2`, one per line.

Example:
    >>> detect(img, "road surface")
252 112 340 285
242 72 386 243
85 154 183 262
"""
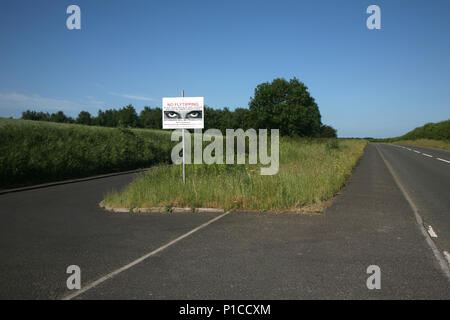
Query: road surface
0 143 449 299
378 144 450 256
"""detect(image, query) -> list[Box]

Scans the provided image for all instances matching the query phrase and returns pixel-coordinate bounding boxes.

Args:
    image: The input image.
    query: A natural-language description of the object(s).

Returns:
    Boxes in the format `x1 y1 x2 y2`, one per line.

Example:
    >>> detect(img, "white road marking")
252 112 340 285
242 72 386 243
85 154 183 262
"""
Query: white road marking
422 153 433 157
376 145 450 281
444 251 450 267
407 148 412 151
414 150 421 154
61 210 232 300
437 158 450 164
427 225 438 238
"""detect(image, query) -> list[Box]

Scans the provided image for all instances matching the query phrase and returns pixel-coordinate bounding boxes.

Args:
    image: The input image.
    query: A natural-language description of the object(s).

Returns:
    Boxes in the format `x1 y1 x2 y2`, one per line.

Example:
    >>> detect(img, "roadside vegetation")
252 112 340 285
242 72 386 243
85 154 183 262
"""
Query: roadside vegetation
392 139 450 151
371 119 450 150
3 77 351 204
20 78 337 138
3 77 339 190
0 118 174 189
103 138 367 212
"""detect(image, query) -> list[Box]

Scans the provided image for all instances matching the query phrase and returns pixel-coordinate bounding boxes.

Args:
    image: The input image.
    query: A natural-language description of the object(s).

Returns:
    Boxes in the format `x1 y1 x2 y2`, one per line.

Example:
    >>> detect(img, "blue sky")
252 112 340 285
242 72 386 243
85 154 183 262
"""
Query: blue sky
0 0 449 137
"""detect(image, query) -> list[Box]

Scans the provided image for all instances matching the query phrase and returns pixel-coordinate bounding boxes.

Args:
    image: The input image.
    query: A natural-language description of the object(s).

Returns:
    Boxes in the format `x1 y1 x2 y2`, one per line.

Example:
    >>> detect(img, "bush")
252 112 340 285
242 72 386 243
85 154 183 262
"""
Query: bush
320 125 337 138
326 139 340 150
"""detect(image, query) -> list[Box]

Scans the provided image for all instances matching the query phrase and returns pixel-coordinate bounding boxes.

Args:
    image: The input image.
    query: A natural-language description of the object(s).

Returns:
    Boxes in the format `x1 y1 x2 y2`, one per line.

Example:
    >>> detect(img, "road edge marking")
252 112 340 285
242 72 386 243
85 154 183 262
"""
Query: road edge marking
0 167 154 195
375 144 450 282
427 225 438 238
437 158 450 164
444 251 450 267
61 210 232 300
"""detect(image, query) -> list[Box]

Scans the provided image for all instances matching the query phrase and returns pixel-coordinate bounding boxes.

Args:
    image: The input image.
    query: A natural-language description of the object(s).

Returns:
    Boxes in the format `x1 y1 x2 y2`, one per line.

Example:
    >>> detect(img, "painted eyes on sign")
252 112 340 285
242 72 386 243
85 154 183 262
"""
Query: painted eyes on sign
164 111 181 119
186 110 202 119
164 110 202 120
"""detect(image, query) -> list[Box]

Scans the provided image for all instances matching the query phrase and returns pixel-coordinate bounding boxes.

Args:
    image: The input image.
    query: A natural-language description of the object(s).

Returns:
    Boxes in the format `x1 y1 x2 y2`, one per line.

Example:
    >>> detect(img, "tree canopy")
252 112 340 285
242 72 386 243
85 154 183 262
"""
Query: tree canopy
21 77 336 137
249 77 322 137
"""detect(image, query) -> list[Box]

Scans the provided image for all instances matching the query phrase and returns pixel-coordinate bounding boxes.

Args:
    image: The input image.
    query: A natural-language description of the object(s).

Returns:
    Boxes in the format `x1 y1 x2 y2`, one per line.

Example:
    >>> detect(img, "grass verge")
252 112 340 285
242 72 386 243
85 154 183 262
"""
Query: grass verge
392 139 450 151
103 138 367 212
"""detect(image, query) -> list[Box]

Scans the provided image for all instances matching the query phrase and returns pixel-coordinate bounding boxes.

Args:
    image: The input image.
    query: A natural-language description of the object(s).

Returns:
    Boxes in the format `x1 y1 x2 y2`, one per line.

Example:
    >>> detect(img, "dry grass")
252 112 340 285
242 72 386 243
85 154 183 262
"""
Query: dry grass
393 139 450 151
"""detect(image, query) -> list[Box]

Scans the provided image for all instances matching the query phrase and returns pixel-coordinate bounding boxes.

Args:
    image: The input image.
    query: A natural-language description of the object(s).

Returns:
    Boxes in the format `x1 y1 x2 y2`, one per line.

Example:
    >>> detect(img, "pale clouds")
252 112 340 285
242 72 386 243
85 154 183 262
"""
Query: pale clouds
0 92 105 117
109 92 156 102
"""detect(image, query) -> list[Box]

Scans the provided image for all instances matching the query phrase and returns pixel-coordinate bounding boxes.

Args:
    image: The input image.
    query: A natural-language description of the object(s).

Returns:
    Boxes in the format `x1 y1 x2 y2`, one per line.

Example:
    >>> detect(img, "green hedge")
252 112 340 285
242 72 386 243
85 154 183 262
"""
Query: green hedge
370 119 450 143
0 118 174 188
401 120 450 141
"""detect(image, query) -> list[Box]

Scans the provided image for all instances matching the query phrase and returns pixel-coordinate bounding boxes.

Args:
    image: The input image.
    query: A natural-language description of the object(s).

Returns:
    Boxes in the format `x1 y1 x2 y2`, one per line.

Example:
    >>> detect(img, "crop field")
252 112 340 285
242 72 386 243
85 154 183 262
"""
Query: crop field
0 118 173 188
103 138 367 212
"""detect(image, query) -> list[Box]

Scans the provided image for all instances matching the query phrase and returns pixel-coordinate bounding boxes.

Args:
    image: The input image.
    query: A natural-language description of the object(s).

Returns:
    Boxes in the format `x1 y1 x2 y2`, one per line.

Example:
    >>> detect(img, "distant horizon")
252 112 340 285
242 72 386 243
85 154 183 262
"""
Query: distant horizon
3 110 449 140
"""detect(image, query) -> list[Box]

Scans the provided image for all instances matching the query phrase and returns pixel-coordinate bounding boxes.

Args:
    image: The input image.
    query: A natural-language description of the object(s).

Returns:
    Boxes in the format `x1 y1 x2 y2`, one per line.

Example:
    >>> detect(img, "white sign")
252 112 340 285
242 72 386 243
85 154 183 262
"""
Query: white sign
162 97 204 129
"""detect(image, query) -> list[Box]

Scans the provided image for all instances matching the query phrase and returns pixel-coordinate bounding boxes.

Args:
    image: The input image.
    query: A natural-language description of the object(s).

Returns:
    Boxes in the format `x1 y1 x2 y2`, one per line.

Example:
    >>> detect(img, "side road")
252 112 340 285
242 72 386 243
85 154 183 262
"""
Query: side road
0 172 221 299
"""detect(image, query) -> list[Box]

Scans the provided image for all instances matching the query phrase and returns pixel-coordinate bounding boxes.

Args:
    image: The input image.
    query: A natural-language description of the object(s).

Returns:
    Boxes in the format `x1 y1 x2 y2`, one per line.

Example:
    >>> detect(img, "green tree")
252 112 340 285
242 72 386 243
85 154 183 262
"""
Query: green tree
50 111 73 123
249 78 322 136
22 110 50 121
76 111 92 125
139 107 162 129
320 124 337 138
97 109 118 127
204 106 221 131
117 105 138 127
232 108 253 130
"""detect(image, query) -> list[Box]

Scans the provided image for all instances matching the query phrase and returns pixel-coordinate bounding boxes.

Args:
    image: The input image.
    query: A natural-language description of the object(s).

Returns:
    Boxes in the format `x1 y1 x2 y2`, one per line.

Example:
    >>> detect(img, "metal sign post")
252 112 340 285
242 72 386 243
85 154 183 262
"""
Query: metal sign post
181 90 185 184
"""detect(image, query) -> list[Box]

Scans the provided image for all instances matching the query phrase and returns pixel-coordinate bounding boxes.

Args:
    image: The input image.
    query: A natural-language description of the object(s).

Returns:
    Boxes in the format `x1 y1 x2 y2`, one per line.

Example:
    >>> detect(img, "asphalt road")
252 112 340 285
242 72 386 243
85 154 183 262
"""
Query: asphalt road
377 144 450 256
0 143 449 299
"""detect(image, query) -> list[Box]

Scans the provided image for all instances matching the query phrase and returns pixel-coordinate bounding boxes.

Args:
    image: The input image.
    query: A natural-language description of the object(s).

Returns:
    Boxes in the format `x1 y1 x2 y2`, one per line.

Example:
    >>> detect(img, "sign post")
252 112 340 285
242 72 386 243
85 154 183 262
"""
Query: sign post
181 90 185 184
162 93 204 184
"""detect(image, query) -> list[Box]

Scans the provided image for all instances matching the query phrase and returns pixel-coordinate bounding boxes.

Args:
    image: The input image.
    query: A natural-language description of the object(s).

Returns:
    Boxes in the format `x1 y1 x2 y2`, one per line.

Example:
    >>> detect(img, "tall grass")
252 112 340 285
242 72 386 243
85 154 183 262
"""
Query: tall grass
0 118 174 188
104 138 367 212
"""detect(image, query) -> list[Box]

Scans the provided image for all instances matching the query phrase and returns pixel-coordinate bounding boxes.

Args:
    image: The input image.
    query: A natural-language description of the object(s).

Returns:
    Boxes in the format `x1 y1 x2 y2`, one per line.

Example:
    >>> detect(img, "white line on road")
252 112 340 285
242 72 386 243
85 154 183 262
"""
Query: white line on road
61 210 232 300
422 153 433 157
407 148 412 151
414 150 421 154
376 145 450 282
437 158 450 164
444 251 450 267
427 225 438 238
